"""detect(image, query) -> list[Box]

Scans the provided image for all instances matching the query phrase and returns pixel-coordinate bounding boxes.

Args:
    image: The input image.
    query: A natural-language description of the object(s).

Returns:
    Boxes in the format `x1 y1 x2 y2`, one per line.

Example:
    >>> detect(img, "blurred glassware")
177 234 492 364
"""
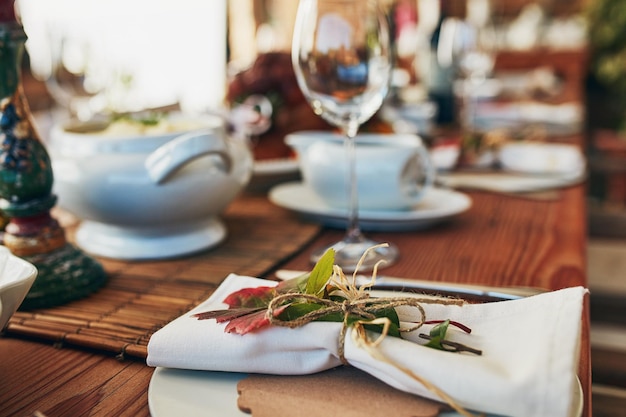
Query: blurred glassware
424 0 456 124
291 0 396 271
17 0 227 120
43 23 108 120
227 0 299 75
379 0 438 136
449 0 498 138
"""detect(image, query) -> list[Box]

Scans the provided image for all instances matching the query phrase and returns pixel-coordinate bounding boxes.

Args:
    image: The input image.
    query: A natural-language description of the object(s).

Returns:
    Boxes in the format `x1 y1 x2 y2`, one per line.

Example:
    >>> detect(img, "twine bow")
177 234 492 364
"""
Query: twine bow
265 245 480 417
267 292 461 364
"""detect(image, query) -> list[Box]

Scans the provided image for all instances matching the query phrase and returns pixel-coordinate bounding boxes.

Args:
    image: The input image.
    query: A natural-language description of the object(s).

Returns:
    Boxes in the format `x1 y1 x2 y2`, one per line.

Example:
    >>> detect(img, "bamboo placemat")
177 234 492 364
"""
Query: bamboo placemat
4 192 321 360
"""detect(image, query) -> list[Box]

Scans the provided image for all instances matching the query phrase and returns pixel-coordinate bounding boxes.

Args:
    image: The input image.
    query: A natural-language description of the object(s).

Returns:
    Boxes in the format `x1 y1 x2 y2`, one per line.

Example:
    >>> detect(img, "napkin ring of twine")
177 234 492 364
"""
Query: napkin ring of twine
266 248 480 417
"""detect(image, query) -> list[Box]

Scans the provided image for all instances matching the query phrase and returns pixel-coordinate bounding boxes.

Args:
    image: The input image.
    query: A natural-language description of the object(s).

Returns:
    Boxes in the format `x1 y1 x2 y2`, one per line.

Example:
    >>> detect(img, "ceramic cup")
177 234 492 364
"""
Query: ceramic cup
286 131 435 211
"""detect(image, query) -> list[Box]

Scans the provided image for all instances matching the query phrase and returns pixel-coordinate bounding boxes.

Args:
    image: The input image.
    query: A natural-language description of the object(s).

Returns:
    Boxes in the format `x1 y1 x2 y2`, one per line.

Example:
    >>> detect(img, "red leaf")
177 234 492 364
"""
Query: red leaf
224 304 289 335
223 286 276 308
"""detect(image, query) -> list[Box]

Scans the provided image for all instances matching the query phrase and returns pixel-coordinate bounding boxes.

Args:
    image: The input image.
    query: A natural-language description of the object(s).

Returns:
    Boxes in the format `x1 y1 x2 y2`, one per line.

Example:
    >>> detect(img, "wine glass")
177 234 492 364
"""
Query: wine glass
42 23 110 121
450 3 497 134
291 0 398 271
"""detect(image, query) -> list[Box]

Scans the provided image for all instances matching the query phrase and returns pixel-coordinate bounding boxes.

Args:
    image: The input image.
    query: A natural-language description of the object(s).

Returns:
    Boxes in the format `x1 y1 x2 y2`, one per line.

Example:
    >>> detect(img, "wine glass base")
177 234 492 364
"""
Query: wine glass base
311 239 399 273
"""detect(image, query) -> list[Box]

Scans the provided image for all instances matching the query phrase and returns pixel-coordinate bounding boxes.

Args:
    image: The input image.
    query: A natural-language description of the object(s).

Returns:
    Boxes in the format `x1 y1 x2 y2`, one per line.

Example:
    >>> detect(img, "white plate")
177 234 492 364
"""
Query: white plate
148 367 583 417
438 169 585 194
268 182 472 232
253 158 299 176
148 289 583 417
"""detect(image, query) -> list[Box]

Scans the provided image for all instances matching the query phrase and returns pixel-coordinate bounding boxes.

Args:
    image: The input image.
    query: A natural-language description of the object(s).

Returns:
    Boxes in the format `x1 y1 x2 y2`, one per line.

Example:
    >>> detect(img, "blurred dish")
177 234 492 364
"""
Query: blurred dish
379 100 436 135
48 114 253 260
499 142 585 175
473 102 583 136
0 246 38 330
430 143 461 171
148 338 581 417
253 157 299 176
268 182 471 232
438 170 585 194
149 360 582 417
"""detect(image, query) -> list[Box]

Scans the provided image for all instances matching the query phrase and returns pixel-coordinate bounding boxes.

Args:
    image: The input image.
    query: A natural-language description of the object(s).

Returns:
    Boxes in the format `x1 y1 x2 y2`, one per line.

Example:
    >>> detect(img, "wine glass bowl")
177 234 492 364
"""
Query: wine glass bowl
291 0 398 271
293 2 390 135
454 20 496 85
446 11 498 140
45 30 107 120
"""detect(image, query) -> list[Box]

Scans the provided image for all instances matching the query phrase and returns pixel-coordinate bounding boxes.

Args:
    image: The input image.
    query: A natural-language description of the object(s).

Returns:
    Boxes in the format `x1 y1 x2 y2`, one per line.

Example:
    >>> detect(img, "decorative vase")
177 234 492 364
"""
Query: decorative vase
0 0 106 309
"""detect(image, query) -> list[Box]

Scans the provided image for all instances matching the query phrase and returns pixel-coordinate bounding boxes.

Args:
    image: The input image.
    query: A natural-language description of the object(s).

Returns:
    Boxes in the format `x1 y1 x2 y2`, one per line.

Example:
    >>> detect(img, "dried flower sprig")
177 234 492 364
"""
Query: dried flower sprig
193 244 484 417
193 244 480 355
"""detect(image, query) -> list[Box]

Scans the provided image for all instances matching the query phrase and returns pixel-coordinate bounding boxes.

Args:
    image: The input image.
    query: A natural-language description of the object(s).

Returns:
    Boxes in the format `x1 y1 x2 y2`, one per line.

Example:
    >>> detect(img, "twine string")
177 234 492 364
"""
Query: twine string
267 292 459 364
352 319 481 417
265 244 480 416
265 267 480 417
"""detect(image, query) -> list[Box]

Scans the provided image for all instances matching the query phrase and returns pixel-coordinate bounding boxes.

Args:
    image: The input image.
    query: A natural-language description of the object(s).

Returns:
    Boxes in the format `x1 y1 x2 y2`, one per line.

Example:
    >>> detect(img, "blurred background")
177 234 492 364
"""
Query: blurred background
12 1 626 415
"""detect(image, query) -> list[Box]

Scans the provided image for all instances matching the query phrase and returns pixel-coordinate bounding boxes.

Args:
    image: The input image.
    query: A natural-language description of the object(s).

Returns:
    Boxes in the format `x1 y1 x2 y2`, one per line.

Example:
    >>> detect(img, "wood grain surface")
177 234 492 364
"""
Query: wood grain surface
0 185 590 417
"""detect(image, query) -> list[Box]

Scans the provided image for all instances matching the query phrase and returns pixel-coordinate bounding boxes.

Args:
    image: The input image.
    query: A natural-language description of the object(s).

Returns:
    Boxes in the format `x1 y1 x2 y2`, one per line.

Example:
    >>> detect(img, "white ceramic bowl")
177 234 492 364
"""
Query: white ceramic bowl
0 246 38 330
47 114 254 260
499 142 585 175
286 131 435 211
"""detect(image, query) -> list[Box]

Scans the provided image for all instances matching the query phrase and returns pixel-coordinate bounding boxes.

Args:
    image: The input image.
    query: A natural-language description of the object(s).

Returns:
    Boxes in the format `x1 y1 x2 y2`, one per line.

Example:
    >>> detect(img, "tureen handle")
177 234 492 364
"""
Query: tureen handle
145 129 232 185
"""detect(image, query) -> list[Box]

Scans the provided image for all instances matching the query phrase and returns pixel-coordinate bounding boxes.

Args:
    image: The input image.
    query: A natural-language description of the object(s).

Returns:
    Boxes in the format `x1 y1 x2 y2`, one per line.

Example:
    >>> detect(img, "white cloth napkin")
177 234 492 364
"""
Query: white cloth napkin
147 274 587 417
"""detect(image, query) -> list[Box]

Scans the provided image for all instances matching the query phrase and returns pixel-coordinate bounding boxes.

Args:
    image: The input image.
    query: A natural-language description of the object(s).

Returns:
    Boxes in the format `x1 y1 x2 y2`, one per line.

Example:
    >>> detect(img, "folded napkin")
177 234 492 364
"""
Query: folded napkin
147 274 587 417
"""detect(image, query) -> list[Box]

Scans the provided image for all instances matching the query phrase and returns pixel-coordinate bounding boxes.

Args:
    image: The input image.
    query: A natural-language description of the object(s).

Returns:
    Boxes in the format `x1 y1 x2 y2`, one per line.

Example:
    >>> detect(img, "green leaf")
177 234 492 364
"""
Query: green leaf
279 302 325 321
363 320 401 338
430 319 450 338
276 273 309 294
425 319 450 350
305 248 335 296
376 307 401 337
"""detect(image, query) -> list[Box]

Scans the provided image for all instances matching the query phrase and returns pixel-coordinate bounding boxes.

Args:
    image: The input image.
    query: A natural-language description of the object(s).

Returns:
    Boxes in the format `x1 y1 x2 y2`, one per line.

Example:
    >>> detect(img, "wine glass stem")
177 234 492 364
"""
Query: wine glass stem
343 120 363 244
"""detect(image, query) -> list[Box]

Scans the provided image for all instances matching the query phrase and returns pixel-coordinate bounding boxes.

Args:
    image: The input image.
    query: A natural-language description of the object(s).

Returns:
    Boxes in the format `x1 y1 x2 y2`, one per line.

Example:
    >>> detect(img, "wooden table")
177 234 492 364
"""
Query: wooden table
0 183 590 417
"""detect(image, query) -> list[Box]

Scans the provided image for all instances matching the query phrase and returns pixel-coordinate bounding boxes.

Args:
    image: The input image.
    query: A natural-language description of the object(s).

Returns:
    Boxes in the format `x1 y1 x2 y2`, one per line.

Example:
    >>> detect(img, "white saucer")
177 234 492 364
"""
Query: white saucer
253 158 299 176
268 182 472 232
148 367 583 417
438 168 585 194
76 217 227 260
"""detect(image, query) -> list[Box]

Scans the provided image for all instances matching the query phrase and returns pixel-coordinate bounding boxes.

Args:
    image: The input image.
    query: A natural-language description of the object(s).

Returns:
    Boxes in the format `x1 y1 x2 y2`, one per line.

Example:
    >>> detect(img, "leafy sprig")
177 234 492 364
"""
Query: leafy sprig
193 249 480 355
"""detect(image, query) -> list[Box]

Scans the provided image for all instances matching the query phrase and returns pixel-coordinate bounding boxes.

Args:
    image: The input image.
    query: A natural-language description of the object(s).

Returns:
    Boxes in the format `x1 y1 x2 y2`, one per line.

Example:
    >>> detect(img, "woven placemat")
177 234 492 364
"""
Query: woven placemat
4 192 321 359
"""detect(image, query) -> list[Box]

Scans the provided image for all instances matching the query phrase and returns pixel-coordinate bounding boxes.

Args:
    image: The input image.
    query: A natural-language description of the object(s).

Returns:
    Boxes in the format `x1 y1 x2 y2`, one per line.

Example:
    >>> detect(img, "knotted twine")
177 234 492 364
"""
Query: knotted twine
266 245 481 417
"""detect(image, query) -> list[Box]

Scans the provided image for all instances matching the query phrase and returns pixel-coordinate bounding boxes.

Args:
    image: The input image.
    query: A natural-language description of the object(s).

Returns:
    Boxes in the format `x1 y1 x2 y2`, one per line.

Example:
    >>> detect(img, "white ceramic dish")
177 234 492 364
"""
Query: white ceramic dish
286 131 435 211
379 100 437 135
253 158 299 176
268 182 471 232
498 142 585 176
473 102 584 136
0 246 38 330
148 367 583 417
47 114 254 260
438 169 585 194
